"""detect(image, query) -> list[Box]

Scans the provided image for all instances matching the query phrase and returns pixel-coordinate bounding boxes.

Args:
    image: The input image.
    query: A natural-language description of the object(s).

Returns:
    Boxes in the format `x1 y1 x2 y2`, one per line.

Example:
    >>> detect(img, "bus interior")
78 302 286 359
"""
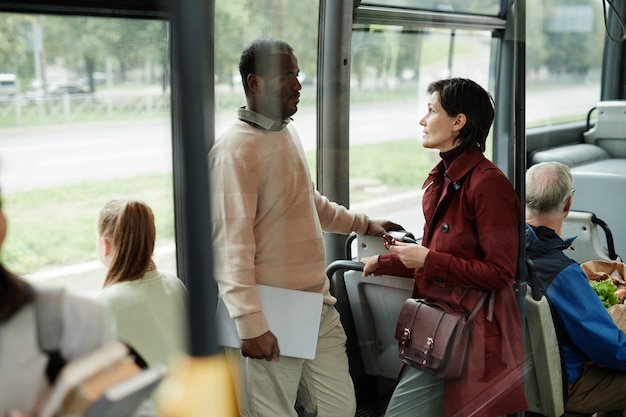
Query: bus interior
1 0 626 416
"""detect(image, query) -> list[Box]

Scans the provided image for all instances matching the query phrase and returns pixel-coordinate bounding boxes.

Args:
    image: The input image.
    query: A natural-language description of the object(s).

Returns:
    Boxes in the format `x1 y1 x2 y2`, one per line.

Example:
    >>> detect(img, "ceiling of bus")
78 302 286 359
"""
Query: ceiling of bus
358 0 501 16
0 0 169 18
2 1 504 20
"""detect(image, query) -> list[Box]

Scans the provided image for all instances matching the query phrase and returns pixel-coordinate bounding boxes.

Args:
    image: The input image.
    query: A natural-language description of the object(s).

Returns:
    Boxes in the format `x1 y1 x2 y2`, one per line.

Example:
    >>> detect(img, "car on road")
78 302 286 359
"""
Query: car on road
0 73 18 102
49 82 92 96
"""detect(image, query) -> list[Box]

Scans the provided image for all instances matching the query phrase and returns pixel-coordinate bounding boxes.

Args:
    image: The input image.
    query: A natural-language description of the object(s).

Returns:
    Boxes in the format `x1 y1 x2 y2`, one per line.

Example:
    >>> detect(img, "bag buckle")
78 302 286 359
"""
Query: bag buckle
422 337 434 366
425 337 434 350
401 327 411 342
399 328 411 355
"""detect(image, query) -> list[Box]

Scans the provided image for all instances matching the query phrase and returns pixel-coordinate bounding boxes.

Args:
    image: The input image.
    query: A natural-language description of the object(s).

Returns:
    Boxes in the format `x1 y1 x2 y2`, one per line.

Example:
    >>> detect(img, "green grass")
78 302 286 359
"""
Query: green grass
1 139 436 275
2 173 174 275
350 138 433 187
304 138 434 201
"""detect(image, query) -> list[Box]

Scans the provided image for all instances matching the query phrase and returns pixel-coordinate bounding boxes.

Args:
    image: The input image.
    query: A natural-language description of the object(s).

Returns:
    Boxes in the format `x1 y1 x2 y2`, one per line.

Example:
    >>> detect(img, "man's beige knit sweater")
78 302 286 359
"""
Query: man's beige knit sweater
209 112 368 340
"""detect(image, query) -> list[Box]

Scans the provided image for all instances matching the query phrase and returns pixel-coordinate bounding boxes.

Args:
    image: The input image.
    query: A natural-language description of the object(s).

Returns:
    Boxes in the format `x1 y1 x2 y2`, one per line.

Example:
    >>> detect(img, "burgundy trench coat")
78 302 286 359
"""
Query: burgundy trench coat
378 150 528 417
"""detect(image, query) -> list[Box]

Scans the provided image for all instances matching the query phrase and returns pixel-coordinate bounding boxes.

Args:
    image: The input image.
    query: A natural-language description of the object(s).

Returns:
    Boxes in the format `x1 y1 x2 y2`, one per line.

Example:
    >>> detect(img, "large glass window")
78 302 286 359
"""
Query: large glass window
0 0 322 295
526 0 604 127
349 24 495 235
0 13 173 294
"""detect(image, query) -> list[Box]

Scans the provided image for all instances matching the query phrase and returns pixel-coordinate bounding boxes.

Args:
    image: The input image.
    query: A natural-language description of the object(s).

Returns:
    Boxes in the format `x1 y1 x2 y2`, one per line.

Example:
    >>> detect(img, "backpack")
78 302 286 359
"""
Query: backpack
34 287 68 384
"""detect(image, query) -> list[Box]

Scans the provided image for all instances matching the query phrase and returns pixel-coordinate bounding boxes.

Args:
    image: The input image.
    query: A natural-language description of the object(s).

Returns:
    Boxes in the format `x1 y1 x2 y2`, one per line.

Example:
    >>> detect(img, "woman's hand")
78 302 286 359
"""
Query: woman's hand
388 241 429 269
360 255 381 277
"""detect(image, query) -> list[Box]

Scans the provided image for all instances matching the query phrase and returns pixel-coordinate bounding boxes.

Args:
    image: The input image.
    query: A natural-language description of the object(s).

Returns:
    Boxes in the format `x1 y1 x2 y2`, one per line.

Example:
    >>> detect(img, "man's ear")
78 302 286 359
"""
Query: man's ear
453 113 467 131
563 195 573 217
247 73 262 93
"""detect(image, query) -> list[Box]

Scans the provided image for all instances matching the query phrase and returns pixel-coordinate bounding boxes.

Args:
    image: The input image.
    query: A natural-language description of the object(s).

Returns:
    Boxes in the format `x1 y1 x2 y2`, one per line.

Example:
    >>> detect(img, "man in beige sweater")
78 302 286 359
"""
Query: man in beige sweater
209 38 400 417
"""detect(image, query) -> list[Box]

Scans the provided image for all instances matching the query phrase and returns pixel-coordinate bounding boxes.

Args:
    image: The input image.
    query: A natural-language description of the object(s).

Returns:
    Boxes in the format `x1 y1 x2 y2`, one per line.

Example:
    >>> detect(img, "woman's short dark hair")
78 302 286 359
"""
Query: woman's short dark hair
426 78 495 153
239 38 294 95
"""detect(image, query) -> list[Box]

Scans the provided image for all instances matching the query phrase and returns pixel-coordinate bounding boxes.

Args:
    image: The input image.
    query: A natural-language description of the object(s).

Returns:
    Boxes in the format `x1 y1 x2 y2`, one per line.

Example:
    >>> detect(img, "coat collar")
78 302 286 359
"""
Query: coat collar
428 149 485 182
525 223 575 254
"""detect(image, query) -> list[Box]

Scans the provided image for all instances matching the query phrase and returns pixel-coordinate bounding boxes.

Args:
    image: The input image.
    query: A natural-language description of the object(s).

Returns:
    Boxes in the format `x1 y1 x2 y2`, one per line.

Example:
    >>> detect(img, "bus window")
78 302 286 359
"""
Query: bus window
526 0 604 127
0 0 322 295
0 13 174 295
349 24 496 235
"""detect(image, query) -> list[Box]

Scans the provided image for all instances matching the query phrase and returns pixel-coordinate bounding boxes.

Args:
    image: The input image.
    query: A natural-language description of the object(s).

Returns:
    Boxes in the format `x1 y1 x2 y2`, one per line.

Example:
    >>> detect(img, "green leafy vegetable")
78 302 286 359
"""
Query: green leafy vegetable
589 279 620 308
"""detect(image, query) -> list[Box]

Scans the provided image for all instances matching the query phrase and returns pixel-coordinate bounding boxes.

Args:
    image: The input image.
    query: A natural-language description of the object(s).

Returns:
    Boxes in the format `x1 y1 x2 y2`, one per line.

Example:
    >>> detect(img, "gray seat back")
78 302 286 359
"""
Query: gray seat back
524 293 565 417
584 101 626 158
344 235 412 379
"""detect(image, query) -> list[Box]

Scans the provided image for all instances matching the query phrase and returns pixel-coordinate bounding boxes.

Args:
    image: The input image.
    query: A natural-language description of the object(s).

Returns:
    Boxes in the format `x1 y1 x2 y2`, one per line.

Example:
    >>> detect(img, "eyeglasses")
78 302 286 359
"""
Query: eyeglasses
572 188 576 195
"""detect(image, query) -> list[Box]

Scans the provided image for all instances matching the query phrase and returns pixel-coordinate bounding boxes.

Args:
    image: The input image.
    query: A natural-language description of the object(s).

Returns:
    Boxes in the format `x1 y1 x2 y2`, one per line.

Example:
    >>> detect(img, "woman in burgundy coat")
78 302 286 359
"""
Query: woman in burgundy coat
362 78 527 417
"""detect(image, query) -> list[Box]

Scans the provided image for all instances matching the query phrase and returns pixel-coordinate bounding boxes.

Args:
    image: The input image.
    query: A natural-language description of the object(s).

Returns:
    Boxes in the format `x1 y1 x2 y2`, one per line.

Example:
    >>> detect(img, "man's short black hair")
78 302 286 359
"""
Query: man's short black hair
239 38 294 95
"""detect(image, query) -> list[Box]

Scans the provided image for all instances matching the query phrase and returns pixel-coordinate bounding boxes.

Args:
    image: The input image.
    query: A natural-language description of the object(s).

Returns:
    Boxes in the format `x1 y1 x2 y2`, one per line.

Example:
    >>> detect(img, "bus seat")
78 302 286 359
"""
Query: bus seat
524 267 594 417
561 210 621 264
524 292 566 417
583 101 626 158
344 269 413 379
529 143 626 260
567 162 626 260
530 143 609 168
343 235 413 379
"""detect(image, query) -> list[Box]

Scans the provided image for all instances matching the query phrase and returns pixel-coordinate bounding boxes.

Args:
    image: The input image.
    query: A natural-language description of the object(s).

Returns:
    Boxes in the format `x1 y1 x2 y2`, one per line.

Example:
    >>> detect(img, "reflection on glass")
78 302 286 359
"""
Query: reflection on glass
349 24 493 234
214 0 320 180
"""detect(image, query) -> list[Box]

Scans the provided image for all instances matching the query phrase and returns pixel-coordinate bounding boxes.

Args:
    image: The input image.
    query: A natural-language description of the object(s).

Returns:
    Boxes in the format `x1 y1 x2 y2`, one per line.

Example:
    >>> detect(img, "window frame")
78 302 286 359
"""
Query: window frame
0 0 218 355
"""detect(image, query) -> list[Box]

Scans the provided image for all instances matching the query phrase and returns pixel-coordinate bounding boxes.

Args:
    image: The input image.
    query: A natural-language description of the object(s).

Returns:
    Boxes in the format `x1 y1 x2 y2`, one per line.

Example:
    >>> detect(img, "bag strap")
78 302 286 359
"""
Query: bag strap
466 290 492 324
399 300 424 346
34 287 68 384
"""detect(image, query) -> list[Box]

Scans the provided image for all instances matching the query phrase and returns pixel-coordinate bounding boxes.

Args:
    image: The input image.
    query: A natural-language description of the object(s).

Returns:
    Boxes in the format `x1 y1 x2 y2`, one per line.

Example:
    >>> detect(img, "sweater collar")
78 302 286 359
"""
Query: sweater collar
238 107 291 131
440 146 464 169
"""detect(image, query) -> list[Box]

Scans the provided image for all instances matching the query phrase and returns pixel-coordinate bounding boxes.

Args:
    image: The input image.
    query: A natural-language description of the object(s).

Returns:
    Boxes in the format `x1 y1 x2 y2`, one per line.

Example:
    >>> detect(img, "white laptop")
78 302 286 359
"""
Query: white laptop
216 285 324 360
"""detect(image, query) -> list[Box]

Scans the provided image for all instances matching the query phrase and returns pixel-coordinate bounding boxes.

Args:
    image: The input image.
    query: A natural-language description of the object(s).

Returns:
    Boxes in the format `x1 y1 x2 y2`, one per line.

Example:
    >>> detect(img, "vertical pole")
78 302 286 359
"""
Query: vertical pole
509 0 527 414
157 1 238 415
170 0 216 359
317 0 353 262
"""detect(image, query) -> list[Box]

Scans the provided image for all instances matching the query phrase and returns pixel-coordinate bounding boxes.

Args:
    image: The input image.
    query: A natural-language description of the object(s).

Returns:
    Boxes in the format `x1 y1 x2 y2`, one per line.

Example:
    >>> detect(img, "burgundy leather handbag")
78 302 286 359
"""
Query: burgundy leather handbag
395 291 488 379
